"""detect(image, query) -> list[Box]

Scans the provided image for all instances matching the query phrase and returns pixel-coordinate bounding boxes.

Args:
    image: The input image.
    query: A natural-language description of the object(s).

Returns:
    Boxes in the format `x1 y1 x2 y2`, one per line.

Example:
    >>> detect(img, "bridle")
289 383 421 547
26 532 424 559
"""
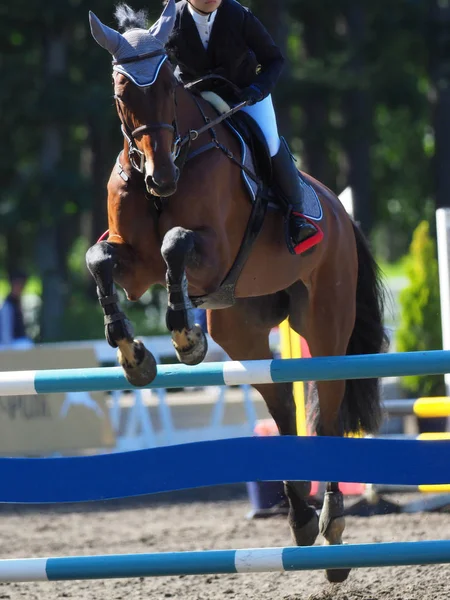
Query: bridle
112 48 182 174
111 50 251 184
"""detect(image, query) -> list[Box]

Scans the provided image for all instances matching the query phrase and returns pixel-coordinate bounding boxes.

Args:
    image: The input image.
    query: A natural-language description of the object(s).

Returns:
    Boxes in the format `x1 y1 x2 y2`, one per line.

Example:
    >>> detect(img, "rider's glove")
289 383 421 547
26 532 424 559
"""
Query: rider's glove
239 84 264 106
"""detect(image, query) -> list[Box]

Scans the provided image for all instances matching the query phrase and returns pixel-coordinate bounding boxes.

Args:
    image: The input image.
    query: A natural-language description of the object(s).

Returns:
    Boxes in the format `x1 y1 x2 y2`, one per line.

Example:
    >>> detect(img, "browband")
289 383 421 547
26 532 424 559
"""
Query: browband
112 48 166 66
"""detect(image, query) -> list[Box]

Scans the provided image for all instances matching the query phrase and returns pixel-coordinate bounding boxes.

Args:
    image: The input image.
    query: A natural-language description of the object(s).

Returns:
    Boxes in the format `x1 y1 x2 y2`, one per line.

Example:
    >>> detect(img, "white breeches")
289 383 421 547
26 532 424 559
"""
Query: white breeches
241 94 281 157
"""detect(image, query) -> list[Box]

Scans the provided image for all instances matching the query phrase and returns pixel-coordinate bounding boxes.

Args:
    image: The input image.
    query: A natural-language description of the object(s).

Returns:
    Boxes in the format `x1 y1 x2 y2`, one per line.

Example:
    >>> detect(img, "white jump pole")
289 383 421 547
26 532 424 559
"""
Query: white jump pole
436 208 450 404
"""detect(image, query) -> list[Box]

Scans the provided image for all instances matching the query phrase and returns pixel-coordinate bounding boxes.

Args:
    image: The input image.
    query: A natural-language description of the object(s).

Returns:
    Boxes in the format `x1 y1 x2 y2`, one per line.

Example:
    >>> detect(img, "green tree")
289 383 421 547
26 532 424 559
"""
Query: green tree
396 220 444 397
0 0 446 341
0 0 163 341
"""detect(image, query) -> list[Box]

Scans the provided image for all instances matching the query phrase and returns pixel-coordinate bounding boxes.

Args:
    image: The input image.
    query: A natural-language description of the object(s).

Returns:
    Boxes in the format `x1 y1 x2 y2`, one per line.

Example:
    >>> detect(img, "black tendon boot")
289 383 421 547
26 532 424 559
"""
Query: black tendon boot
272 138 319 251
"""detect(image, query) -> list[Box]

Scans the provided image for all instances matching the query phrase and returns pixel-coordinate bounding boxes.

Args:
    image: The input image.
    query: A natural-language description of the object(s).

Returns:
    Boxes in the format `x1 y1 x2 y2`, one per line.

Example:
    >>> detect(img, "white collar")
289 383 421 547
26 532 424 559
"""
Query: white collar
187 4 218 26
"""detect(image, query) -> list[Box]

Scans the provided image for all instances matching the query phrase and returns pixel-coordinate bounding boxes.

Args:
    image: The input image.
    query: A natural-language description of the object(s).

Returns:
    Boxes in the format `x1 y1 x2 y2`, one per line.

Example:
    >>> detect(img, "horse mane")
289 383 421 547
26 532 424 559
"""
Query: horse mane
114 3 149 32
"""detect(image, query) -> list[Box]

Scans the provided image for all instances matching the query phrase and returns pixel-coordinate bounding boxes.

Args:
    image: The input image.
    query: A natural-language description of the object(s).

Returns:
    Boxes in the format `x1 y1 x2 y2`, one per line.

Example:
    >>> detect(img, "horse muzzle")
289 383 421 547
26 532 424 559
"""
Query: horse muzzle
145 165 180 198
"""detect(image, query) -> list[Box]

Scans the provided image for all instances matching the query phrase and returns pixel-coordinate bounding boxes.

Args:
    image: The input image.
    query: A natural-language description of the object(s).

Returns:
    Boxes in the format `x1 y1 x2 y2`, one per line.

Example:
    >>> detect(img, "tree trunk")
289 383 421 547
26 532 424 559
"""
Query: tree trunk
300 10 336 187
89 120 109 248
37 34 67 342
430 2 450 210
342 4 373 234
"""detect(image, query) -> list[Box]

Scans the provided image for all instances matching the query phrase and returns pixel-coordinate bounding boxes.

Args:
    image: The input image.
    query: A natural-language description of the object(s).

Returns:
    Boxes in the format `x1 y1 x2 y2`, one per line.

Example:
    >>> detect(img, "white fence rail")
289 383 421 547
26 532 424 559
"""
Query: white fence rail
0 332 280 452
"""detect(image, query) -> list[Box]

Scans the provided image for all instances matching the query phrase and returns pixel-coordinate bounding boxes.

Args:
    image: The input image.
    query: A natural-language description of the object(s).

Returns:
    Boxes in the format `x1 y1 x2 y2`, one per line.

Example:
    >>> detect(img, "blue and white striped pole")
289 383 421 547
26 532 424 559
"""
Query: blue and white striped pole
1 541 449 582
1 350 450 395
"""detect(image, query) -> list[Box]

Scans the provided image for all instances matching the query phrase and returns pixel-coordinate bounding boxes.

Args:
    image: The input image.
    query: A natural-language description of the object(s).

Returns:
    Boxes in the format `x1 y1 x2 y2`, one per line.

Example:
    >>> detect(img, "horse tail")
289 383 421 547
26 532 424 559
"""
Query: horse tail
336 222 389 435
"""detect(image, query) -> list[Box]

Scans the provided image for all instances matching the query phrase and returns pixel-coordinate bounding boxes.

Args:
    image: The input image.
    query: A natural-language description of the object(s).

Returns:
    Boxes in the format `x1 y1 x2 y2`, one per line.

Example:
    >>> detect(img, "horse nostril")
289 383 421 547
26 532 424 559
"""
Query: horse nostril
151 174 164 189
151 171 177 189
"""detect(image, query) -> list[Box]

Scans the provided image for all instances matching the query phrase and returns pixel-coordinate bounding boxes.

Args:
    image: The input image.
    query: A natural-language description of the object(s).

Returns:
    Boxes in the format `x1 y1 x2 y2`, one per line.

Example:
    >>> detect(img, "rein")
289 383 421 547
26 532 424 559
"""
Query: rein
178 99 248 144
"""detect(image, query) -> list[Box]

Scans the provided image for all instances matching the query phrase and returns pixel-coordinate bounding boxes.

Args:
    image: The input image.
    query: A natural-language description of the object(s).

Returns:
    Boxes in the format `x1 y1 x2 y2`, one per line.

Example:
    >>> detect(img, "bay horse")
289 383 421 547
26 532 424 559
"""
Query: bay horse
87 1 387 583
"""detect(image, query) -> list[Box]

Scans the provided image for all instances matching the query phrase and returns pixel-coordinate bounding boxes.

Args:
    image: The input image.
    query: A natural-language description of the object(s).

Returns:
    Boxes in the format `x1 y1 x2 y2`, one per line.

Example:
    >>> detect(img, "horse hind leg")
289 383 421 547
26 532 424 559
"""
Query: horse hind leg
301 225 385 583
161 227 208 365
254 378 320 548
271 381 319 548
207 299 320 549
301 351 351 582
316 393 350 584
290 284 356 583
86 241 157 386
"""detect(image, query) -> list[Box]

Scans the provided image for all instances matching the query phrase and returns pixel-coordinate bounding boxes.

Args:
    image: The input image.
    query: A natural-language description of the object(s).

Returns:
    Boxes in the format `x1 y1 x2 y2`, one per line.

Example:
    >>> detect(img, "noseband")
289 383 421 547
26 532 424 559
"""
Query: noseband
113 49 181 174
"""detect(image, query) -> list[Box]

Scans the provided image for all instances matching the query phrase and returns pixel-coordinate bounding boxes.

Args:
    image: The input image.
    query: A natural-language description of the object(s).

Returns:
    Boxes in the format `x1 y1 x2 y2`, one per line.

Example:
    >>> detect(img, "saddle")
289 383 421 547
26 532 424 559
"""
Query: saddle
228 111 273 188
184 92 323 311
200 92 323 225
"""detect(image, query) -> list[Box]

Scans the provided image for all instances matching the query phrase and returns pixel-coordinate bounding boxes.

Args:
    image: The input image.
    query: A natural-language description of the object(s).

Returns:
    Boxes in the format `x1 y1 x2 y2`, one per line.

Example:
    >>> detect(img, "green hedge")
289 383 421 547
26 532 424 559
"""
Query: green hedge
396 221 445 397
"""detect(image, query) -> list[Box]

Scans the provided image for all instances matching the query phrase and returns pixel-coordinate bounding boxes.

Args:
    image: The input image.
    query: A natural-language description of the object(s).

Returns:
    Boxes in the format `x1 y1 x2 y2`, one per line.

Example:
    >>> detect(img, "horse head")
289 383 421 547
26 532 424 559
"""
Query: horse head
89 1 180 197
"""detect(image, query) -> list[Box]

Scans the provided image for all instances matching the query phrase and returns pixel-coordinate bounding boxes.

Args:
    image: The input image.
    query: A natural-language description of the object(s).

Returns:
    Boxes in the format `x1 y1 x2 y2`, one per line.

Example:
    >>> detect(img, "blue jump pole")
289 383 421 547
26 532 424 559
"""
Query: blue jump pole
1 349 450 396
0 436 449 504
0 541 449 581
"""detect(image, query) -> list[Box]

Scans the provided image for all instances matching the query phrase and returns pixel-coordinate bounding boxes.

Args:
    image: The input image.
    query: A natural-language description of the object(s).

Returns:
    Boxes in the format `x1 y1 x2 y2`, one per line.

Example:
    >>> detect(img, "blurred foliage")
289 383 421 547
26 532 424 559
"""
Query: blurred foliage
56 287 168 342
0 0 447 340
396 221 445 397
53 236 169 341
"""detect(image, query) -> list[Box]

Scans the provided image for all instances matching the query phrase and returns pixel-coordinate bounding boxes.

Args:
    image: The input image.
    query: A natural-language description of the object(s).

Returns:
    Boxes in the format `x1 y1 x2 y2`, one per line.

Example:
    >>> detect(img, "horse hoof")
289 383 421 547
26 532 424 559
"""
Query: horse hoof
118 341 157 387
290 509 319 546
319 492 349 583
320 514 350 583
326 567 351 584
174 324 208 366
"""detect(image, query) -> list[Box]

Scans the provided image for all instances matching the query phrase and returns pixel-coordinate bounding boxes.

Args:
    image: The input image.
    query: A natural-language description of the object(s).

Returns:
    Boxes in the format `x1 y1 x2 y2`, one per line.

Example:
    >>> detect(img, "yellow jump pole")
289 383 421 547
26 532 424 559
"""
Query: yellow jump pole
413 397 450 418
279 320 307 436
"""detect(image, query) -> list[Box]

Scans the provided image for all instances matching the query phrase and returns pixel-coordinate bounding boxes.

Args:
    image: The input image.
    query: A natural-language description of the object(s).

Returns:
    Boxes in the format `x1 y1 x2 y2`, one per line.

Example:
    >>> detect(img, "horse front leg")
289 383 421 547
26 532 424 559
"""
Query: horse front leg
161 227 208 365
86 241 157 386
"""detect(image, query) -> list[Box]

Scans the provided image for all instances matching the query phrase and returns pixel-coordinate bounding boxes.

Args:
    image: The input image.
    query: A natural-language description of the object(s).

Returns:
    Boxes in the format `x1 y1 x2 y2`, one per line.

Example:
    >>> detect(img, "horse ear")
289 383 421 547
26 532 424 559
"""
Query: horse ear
149 0 176 45
89 11 123 55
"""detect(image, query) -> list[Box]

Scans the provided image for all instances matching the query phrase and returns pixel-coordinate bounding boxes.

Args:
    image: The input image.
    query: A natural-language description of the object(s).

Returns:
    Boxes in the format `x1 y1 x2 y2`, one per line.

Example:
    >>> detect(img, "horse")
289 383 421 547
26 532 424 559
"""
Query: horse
86 1 388 584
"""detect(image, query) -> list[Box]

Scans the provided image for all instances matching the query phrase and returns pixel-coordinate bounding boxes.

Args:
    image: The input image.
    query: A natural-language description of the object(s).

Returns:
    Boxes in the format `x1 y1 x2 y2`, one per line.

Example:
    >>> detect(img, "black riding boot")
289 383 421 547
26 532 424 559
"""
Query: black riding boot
272 138 318 248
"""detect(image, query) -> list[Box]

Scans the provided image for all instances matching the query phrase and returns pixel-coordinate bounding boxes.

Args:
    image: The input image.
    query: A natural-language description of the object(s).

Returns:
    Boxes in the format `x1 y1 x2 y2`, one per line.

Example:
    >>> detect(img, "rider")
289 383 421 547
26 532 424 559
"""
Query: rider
165 0 319 251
